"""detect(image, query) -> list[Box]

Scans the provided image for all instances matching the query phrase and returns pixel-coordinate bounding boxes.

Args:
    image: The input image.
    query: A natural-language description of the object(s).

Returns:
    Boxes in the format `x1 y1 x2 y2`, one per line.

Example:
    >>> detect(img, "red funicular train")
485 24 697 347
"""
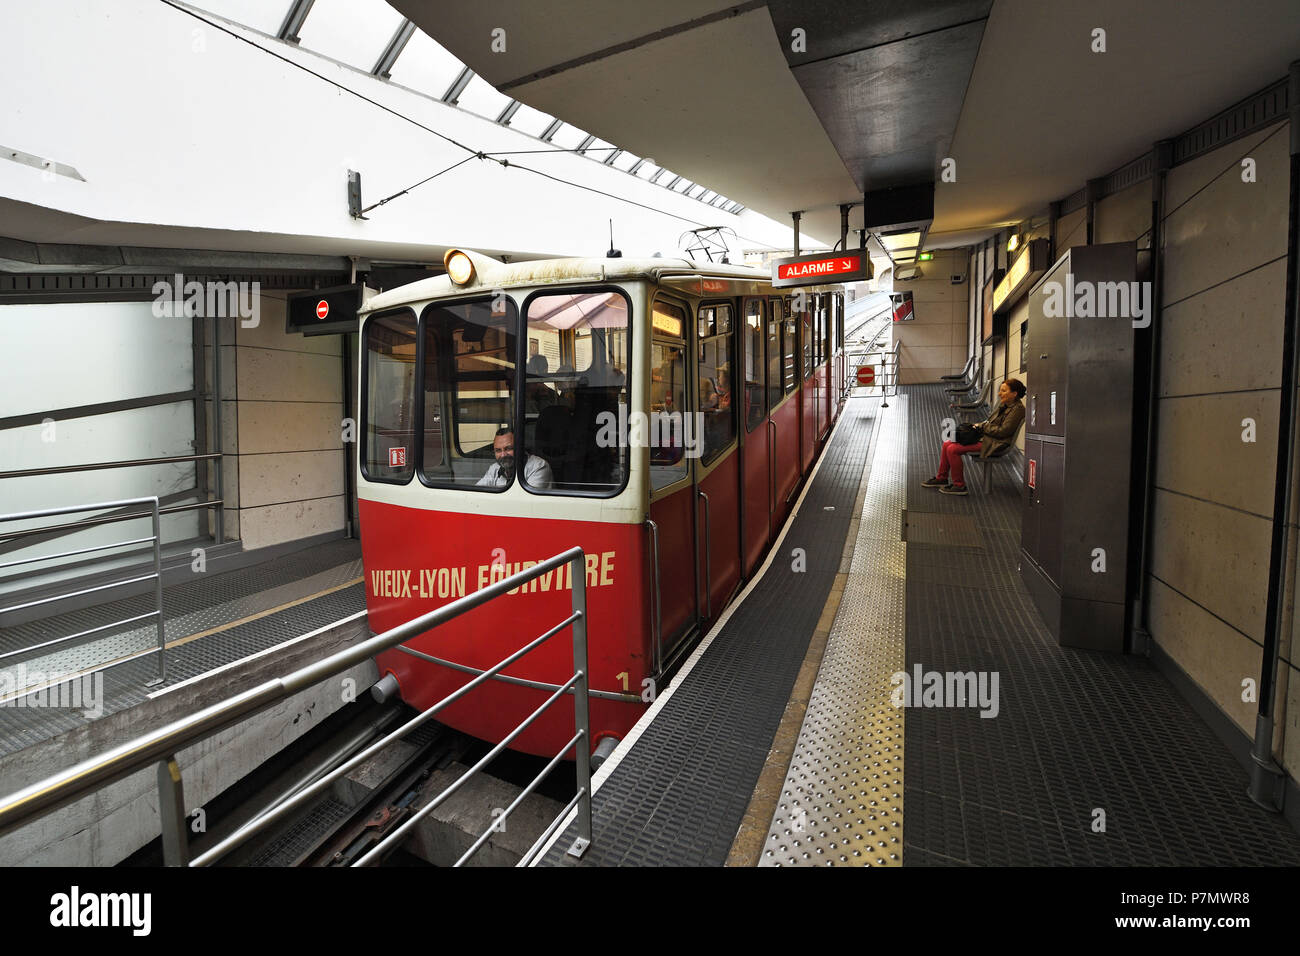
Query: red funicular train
358 248 847 757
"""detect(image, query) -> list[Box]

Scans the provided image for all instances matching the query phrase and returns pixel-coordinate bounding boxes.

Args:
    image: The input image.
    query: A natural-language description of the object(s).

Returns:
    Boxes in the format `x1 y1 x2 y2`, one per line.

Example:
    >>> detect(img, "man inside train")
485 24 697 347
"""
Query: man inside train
476 426 554 489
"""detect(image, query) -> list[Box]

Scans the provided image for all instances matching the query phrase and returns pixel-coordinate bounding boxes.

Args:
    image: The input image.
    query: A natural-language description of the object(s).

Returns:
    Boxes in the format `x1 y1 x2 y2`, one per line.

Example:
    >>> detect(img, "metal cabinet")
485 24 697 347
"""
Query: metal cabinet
1022 437 1041 561
1019 243 1137 652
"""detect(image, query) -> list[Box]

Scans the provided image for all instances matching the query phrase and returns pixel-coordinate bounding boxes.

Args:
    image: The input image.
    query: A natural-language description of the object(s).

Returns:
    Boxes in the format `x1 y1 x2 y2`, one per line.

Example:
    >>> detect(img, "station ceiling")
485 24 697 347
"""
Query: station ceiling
392 0 1300 251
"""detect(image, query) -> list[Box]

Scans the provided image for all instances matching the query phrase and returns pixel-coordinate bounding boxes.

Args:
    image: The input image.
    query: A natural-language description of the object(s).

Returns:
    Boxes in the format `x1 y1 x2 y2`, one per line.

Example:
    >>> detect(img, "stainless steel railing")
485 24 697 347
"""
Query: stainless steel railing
0 547 596 867
846 340 902 406
0 453 226 544
0 496 168 684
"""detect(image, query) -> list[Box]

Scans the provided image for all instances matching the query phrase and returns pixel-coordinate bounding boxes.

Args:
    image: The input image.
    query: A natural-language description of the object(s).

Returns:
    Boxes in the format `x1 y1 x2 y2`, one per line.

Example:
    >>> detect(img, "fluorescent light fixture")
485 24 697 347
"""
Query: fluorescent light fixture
880 230 922 252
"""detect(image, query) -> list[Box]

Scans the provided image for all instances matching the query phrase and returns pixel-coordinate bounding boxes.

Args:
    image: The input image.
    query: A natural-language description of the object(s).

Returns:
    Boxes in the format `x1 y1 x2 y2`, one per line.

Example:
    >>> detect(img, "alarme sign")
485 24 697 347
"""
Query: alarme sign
771 251 872 288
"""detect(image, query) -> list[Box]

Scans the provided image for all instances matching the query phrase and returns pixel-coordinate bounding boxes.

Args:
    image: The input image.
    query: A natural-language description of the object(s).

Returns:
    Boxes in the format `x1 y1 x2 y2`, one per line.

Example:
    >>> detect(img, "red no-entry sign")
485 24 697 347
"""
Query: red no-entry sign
856 365 876 386
316 300 329 320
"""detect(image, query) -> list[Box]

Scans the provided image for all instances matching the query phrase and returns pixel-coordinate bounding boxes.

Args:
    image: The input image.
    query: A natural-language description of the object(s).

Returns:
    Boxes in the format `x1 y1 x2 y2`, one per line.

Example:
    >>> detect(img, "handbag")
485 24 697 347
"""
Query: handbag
955 423 982 445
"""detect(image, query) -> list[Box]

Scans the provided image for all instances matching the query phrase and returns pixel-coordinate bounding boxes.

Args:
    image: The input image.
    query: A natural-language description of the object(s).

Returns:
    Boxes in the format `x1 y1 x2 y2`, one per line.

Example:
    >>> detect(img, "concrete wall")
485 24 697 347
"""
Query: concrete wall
895 248 970 384
1055 207 1086 253
957 122 1297 788
204 293 347 551
1146 121 1294 782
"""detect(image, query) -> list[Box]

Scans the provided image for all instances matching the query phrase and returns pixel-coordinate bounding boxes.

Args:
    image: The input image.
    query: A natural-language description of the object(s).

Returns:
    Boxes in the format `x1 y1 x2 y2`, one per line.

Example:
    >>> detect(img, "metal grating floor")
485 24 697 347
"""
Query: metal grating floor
242 796 353 867
901 383 1300 866
537 398 882 866
904 511 983 549
1 538 362 656
1 553 363 697
0 540 366 757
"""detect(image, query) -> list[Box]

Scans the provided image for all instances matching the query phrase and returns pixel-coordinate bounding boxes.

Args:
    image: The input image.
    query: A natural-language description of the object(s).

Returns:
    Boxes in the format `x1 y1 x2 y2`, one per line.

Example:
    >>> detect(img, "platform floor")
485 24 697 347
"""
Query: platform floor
0 538 365 756
536 385 1300 866
900 384 1300 866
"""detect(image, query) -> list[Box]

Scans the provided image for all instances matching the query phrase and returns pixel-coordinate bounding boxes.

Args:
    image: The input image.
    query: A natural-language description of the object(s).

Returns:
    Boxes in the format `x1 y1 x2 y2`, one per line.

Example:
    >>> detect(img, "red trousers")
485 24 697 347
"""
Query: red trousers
937 440 983 485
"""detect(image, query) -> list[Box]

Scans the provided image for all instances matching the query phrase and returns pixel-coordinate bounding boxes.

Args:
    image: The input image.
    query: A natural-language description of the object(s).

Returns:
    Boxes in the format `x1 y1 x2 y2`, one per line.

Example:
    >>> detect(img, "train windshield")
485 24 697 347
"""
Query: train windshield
522 290 630 495
362 290 630 495
419 297 519 490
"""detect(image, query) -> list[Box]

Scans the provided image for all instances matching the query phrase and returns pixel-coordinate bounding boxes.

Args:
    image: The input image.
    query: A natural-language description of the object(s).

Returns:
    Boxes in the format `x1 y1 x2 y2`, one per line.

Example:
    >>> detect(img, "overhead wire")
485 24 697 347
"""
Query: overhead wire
360 154 477 213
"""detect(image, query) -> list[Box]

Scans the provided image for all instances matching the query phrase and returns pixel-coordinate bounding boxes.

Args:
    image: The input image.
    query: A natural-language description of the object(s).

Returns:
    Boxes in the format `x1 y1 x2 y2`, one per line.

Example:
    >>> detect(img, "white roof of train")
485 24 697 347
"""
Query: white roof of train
362 249 840 314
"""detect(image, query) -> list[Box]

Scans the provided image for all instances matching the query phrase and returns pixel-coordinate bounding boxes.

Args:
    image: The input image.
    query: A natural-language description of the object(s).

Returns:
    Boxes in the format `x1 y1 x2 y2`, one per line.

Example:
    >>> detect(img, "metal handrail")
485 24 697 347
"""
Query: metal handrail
0 546 595 867
0 496 167 683
645 519 662 676
698 490 712 620
394 642 639 702
0 453 222 481
0 500 225 543
0 452 226 546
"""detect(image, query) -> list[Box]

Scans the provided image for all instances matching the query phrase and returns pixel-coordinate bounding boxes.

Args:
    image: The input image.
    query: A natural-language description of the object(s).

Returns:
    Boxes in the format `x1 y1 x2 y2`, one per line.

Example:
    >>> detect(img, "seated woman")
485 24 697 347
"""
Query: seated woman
922 378 1026 495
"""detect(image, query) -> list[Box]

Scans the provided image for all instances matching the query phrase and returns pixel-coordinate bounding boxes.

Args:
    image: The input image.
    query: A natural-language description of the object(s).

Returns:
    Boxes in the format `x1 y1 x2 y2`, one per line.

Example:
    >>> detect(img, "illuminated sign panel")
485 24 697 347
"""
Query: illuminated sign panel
772 251 872 288
992 238 1050 314
652 311 683 337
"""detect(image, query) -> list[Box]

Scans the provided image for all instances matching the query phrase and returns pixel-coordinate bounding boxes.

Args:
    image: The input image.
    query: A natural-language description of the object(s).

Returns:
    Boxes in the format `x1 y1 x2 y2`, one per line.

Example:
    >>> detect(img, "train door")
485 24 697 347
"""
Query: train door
647 296 697 666
771 297 801 523
825 294 837 425
819 293 827 429
694 300 742 626
799 295 815 471
837 293 846 417
739 297 770 575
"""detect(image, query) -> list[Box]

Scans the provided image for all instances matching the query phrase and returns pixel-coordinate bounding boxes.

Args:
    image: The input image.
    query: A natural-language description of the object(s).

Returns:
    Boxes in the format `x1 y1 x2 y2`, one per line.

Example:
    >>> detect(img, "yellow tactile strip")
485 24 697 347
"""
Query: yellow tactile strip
755 398 908 866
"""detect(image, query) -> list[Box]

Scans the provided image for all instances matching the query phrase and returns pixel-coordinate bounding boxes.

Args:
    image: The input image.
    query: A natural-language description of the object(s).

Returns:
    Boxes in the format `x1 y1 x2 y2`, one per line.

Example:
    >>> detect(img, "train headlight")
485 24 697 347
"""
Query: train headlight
445 249 475 285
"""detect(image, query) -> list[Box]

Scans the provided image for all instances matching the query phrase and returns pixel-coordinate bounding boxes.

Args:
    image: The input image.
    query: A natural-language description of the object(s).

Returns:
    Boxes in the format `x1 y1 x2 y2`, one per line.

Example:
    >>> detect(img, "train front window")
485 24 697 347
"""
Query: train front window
362 311 417 484
522 289 630 495
418 297 518 490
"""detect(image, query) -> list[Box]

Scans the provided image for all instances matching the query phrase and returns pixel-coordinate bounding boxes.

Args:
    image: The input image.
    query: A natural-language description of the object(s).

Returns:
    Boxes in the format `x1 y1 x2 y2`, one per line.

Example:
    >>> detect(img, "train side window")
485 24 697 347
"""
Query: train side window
418 297 517 490
795 300 806 382
698 303 736 464
835 293 845 352
522 289 630 496
818 294 829 366
361 310 417 484
782 299 797 395
810 294 819 369
766 299 782 410
824 295 832 362
743 299 766 432
650 335 688 491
